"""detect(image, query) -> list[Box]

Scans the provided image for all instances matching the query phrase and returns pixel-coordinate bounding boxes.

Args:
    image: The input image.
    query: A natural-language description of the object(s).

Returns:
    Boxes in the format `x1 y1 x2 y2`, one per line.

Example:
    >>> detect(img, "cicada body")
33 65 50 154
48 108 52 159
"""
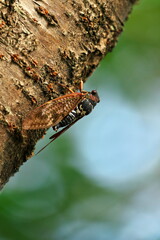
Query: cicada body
52 90 100 131
22 84 100 154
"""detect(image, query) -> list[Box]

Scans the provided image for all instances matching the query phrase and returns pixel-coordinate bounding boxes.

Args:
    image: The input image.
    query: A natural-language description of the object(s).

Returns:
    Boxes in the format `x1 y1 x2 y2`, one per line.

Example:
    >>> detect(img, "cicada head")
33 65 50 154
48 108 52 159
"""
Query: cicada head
87 90 100 107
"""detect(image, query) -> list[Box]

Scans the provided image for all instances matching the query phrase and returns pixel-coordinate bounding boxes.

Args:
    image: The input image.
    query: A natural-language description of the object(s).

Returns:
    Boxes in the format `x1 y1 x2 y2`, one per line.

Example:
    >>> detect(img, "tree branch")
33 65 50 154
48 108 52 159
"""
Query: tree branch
0 0 136 188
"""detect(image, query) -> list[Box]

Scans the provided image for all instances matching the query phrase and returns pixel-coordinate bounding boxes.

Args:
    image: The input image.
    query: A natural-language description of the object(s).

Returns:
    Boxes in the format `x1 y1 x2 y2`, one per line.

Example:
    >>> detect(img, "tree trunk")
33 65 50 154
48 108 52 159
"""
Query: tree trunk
0 0 136 188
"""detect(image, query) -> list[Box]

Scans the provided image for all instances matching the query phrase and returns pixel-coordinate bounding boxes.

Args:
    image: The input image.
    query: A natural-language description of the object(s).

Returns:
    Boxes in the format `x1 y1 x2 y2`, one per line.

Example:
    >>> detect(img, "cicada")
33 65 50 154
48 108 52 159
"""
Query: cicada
23 82 100 154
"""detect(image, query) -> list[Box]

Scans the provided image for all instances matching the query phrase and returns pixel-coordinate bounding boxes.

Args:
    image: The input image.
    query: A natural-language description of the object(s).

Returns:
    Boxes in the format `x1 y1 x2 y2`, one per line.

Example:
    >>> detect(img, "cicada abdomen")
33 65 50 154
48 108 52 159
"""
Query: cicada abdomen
52 90 100 131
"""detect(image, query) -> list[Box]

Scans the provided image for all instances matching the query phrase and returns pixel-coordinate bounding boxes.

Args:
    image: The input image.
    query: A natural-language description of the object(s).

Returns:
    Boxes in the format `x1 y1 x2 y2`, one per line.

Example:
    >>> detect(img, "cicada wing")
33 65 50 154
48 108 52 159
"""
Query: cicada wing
49 117 82 139
35 117 81 155
22 92 85 130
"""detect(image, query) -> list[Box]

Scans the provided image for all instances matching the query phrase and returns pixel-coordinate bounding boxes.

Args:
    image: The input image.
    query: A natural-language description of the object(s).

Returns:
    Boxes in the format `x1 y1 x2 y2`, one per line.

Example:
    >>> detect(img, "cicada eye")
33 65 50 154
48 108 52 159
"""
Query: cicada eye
91 90 100 103
91 90 97 95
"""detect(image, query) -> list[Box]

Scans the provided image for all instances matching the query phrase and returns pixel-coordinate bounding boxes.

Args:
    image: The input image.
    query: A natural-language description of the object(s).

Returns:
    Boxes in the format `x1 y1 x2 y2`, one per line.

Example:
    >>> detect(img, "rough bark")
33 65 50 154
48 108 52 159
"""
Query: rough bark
0 0 136 188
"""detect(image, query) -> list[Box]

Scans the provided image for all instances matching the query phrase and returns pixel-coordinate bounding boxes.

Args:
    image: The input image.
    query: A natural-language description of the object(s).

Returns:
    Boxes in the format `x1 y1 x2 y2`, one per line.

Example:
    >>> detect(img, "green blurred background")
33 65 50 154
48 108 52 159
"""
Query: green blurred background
1 0 160 239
